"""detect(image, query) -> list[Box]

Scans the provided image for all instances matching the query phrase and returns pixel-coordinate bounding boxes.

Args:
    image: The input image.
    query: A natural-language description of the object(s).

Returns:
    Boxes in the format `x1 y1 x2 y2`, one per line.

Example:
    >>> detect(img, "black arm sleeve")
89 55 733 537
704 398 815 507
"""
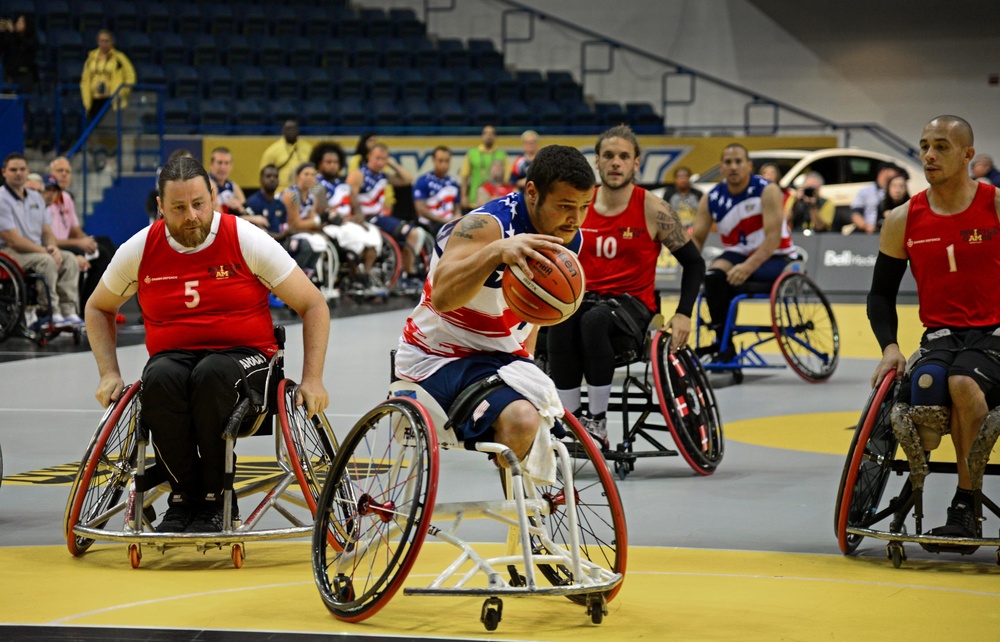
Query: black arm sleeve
866 251 908 351
670 240 706 318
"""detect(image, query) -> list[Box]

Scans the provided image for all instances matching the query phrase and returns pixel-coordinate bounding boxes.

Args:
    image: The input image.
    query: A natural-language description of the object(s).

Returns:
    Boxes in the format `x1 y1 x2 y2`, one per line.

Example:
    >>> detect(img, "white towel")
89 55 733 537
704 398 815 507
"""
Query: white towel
497 360 562 485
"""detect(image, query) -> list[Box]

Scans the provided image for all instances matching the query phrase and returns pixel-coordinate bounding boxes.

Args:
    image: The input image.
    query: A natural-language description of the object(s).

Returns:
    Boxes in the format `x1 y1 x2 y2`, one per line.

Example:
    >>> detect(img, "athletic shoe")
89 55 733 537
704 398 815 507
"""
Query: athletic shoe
59 313 84 328
186 503 225 533
929 501 978 539
582 415 610 451
155 503 197 533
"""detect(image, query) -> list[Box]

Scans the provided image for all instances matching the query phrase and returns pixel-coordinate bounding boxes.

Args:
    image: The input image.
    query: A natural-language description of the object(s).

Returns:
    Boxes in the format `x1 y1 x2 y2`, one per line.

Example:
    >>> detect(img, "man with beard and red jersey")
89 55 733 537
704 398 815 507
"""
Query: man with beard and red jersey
85 156 330 534
869 115 1000 541
545 125 705 449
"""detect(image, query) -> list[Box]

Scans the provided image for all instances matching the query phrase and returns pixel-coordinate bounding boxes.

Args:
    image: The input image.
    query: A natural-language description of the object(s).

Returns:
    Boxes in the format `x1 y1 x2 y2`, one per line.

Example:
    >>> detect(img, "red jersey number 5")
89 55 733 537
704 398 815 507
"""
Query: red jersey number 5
185 280 200 308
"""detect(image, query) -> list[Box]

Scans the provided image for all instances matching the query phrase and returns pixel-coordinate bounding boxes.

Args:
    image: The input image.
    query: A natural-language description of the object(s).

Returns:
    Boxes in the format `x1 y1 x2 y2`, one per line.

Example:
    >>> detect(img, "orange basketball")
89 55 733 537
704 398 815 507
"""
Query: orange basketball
502 246 585 326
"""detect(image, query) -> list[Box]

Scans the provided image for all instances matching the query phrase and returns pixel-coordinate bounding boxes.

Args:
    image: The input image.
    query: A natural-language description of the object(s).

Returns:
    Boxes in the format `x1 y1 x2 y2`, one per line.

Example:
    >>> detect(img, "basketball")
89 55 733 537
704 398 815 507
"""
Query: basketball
502 246 585 326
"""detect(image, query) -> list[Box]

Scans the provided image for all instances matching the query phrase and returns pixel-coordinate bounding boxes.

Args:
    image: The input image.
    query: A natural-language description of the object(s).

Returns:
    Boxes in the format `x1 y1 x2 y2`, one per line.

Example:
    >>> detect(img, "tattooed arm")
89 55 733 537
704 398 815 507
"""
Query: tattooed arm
644 191 689 250
430 213 565 312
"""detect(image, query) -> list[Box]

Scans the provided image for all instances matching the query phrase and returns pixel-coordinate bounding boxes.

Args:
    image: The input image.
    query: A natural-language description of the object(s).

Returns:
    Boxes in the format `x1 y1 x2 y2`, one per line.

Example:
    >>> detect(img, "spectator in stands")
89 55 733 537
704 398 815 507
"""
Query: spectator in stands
0 153 82 327
312 141 383 284
758 162 792 211
849 162 899 234
460 125 507 213
207 147 248 217
244 165 288 240
80 29 136 124
661 166 702 231
0 13 39 94
475 159 516 209
281 162 328 279
876 174 910 232
25 172 43 192
413 145 460 235
786 171 835 233
259 120 313 195
971 154 1000 187
43 161 116 303
509 130 538 190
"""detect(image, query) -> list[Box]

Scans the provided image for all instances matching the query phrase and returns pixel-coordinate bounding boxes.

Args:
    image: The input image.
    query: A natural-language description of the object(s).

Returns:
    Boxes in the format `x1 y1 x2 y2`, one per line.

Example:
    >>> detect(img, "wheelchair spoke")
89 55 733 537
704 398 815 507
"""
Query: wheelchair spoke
771 273 839 382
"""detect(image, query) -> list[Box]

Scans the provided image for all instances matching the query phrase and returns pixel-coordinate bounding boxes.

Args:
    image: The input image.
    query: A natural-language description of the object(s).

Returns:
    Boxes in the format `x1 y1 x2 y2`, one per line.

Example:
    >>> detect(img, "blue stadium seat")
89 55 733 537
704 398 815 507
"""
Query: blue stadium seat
163 98 194 133
116 32 154 65
517 70 549 103
38 0 72 32
166 65 200 99
489 69 520 104
360 7 392 39
437 38 470 69
173 3 203 35
198 98 232 133
335 98 368 128
47 29 84 66
155 33 188 66
498 99 532 128
459 69 489 103
303 7 335 38
389 8 425 39
411 37 439 69
233 65 268 100
301 98 334 128
223 34 254 67
399 68 429 102
564 100 599 128
241 6 268 37
370 99 403 128
202 65 234 100
256 36 285 68
595 101 627 127
427 68 459 102
403 98 434 128
191 34 219 67
334 68 365 101
366 68 397 101
273 14 300 37
320 39 347 68
58 94 84 146
547 71 582 103
467 39 503 70
269 66 300 101
232 99 267 130
134 63 166 89
56 60 83 85
465 98 498 127
434 99 466 128
299 67 334 101
334 11 363 39
74 0 104 33
287 37 317 68
382 40 410 69
206 5 238 35
345 37 379 68
625 102 664 131
267 99 298 127
108 2 141 33
531 99 566 127
143 2 171 35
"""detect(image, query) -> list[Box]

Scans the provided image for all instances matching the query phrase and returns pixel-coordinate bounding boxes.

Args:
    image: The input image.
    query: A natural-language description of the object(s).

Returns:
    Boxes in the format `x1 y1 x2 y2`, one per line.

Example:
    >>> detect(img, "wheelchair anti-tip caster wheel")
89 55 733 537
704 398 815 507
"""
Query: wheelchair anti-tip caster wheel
480 597 503 631
587 594 607 624
231 543 245 569
887 542 906 568
128 543 141 569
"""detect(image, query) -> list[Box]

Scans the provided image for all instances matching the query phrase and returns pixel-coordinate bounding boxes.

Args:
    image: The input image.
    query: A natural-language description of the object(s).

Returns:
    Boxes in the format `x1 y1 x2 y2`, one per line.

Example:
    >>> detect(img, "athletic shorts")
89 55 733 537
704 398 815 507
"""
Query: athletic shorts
416 352 529 449
902 326 1000 407
716 250 793 283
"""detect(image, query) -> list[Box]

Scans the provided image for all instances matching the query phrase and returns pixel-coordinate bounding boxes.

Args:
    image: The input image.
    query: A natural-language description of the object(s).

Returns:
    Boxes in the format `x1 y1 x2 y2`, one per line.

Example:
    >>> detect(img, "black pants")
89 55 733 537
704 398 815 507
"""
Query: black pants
547 293 653 389
141 347 269 502
64 236 116 305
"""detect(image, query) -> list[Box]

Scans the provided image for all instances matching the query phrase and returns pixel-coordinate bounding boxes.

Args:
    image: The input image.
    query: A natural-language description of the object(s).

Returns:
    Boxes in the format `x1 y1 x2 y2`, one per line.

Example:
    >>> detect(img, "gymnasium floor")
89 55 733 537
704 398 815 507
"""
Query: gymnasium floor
1 300 998 641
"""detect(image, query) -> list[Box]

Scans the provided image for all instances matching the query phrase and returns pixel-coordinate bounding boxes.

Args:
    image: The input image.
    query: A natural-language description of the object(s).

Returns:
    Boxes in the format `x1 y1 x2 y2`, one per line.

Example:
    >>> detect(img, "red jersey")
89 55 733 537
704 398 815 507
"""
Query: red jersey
905 182 1000 328
579 186 661 313
137 214 277 357
480 182 516 201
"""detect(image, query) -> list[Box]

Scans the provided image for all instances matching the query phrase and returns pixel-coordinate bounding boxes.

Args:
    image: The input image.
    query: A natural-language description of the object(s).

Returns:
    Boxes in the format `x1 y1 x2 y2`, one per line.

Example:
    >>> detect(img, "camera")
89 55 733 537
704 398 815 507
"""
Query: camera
802 187 816 198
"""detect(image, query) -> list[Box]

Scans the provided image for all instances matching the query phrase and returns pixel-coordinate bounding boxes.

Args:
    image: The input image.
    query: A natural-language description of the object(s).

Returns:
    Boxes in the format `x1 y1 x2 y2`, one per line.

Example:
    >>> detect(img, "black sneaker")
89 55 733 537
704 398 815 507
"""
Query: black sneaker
185 503 225 533
930 502 978 538
155 503 196 533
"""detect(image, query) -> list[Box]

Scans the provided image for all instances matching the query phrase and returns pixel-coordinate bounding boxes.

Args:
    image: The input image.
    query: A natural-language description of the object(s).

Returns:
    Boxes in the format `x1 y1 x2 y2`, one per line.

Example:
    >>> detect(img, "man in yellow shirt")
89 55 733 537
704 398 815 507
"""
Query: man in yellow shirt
79 30 136 123
459 125 507 213
259 120 313 195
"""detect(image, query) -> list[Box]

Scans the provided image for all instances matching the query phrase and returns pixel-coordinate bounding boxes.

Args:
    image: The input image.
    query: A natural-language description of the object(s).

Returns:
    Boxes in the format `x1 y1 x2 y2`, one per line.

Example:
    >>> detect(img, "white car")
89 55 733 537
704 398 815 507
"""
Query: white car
674 148 927 225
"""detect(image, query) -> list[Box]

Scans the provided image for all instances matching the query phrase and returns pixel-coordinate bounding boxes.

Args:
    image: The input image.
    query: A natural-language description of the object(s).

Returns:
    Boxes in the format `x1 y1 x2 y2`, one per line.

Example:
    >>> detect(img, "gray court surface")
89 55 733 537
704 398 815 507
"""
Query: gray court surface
0 307 996 565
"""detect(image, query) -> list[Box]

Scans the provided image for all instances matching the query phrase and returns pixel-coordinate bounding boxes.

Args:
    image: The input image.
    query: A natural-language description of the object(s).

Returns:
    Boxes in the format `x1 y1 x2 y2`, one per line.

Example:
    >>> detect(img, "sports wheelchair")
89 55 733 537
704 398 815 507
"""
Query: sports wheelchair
0 251 83 346
310 375 626 631
63 327 339 568
836 371 1000 567
311 229 407 302
694 267 839 384
538 312 725 480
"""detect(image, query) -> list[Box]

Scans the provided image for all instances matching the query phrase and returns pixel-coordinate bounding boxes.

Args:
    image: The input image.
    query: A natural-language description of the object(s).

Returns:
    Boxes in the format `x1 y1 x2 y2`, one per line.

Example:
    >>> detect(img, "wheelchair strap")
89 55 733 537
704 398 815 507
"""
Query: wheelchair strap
445 374 506 432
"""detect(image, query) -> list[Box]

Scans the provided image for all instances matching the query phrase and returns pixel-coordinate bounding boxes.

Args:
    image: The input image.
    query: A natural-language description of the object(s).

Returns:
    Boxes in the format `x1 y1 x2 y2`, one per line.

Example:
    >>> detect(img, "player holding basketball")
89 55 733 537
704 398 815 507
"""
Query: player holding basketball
546 125 706 449
394 145 596 462
869 115 1000 539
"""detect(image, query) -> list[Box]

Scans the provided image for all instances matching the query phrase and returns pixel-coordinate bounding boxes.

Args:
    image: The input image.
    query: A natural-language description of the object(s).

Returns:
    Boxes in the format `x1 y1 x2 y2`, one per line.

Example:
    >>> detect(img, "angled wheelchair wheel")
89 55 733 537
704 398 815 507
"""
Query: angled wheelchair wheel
64 382 142 556
278 379 340 515
770 272 840 382
651 336 725 475
0 254 27 343
312 397 438 622
835 372 899 554
374 230 402 288
536 413 628 605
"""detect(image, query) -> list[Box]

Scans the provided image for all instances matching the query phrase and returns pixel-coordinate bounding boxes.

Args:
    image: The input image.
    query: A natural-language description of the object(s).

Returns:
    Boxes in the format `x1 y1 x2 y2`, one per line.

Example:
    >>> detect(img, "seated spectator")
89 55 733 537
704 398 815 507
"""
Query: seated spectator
876 174 910 232
207 147 249 217
244 165 288 240
475 159 516 209
348 131 394 213
509 130 538 190
260 120 313 196
0 153 82 327
413 145 461 235
0 14 39 94
42 174 114 304
25 172 43 192
660 166 702 231
281 162 328 280
849 162 899 234
786 171 835 233
758 162 793 212
971 154 1000 187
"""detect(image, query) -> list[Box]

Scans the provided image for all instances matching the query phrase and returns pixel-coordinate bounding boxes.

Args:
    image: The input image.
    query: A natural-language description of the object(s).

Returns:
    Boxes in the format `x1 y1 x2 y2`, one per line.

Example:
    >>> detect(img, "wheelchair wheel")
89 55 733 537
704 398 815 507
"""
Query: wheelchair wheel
535 413 628 605
277 379 340 515
835 372 899 554
651 337 725 474
0 254 27 343
770 272 839 382
312 397 438 622
64 382 142 556
373 230 402 288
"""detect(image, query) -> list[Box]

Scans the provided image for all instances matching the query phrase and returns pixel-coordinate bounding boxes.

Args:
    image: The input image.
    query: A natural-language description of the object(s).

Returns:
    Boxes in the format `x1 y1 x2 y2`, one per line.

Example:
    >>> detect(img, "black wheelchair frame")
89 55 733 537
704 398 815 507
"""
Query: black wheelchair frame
0 251 83 346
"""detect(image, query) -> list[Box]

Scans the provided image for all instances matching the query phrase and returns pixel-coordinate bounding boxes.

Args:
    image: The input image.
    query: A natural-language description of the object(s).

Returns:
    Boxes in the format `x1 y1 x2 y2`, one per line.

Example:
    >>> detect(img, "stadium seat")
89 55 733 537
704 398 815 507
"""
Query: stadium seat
273 15 300 38
437 38 470 69
198 98 232 133
74 0 104 33
411 38 439 69
162 98 193 133
232 99 267 130
191 34 219 67
346 37 379 68
460 69 489 103
517 70 549 103
465 98 498 127
116 32 154 66
360 7 392 39
302 98 334 128
490 70 520 104
256 37 285 68
428 68 459 102
498 99 532 128
335 98 368 129
531 99 566 127
466 38 504 70
156 33 188 67
38 0 72 32
143 2 171 35
173 3 202 35
370 99 403 128
47 29 84 67
564 100 599 128
626 102 665 131
303 8 335 38
202 65 234 100
241 6 268 37
287 37 317 68
366 68 397 102
382 40 411 69
595 101 627 127
166 65 200 99
389 8 426 39
206 5 238 36
223 35 254 67
399 68 429 102
320 39 347 68
233 65 268 101
334 12 363 39
434 99 467 128
403 99 434 128
547 71 582 103
267 99 298 127
300 67 334 101
108 2 141 34
334 68 365 101
134 63 166 90
269 67 300 101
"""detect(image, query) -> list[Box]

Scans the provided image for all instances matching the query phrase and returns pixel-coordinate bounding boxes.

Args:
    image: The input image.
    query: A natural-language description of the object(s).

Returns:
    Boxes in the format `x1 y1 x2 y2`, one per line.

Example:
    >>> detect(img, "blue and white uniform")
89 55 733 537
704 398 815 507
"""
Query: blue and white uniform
395 192 582 381
317 175 382 255
707 174 795 257
412 172 460 227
